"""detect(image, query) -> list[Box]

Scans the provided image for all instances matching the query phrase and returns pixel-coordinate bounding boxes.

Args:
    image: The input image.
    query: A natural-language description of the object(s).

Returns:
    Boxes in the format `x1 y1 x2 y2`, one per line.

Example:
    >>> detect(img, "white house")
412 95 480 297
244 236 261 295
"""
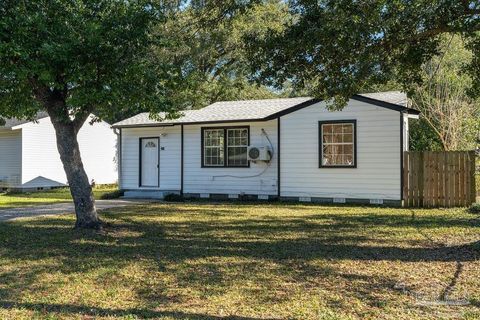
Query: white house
0 113 117 190
113 91 420 205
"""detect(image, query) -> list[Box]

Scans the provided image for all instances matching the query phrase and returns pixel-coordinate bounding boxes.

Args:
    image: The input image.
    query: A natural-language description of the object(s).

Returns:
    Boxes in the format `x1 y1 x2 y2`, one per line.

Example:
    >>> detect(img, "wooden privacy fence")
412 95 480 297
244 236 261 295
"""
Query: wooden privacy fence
403 151 477 207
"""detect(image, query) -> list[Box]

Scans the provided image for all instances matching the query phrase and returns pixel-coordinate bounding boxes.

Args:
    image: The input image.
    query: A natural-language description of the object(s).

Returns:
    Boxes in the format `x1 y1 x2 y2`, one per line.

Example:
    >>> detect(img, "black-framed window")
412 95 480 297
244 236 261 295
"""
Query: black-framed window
202 126 249 167
204 128 225 166
319 120 357 168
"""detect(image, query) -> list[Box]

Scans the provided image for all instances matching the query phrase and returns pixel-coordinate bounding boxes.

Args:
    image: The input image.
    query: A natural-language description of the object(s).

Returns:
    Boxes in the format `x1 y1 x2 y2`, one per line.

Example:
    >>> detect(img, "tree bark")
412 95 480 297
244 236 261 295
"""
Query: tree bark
49 117 101 229
28 80 100 229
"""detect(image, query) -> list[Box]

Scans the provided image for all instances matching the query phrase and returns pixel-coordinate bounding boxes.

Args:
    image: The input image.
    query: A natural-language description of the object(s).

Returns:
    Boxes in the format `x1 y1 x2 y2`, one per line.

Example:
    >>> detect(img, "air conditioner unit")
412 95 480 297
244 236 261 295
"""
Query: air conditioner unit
247 146 272 162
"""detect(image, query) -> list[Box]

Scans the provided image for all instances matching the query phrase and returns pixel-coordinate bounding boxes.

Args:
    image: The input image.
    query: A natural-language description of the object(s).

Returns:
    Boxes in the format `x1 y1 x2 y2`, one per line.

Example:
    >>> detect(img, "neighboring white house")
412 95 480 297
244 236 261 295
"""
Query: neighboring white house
0 113 117 190
113 91 420 205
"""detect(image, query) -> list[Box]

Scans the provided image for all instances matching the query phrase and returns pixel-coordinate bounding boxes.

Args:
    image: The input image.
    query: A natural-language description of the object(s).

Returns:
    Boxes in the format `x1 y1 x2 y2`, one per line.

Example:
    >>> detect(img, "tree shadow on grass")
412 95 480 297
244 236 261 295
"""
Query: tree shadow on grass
0 203 478 317
2 209 477 265
0 204 478 273
0 301 280 320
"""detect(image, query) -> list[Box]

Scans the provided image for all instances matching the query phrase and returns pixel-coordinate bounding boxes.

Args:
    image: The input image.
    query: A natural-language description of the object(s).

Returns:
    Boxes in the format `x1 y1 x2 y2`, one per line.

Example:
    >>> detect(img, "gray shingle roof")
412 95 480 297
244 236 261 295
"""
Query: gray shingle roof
357 91 408 107
113 91 415 128
113 97 313 127
0 112 49 129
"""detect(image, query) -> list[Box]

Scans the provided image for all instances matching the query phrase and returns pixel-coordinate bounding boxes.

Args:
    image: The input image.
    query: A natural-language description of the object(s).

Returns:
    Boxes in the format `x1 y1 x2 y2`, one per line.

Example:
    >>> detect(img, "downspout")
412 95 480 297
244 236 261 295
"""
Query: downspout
277 117 281 199
400 112 405 206
113 127 122 190
180 124 184 195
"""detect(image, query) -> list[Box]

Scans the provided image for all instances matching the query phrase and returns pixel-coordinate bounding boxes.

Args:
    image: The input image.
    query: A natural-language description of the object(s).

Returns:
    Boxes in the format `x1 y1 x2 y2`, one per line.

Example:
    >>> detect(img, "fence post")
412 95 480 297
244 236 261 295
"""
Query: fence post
418 152 424 207
470 151 477 205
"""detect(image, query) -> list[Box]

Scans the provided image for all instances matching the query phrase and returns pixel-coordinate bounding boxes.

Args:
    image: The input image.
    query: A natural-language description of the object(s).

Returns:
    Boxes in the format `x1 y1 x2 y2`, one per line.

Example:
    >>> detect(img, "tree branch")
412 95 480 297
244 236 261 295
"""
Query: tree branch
72 107 94 133
375 16 480 53
28 77 71 124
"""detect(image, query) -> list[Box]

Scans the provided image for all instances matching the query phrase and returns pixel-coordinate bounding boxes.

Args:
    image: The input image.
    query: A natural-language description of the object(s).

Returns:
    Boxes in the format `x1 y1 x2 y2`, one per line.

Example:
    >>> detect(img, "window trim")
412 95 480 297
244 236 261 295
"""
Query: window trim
318 120 357 168
201 126 250 168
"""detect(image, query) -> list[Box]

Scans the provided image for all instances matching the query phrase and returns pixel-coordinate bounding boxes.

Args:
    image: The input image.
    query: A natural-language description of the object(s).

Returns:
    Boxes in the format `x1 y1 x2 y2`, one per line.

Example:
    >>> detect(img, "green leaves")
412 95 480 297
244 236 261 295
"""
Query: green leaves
151 0 290 111
410 36 479 151
0 0 174 122
247 0 480 108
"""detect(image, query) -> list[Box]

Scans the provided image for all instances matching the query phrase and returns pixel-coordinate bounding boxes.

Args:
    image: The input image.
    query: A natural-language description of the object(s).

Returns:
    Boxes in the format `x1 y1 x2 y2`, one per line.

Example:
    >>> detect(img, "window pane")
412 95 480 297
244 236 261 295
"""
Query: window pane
228 147 248 166
227 130 234 145
344 144 353 155
323 134 331 143
332 124 343 134
331 132 341 143
321 122 355 166
323 145 332 155
344 155 354 165
226 128 248 167
322 154 332 165
343 124 353 133
343 133 353 143
241 129 248 139
333 154 343 165
204 129 224 166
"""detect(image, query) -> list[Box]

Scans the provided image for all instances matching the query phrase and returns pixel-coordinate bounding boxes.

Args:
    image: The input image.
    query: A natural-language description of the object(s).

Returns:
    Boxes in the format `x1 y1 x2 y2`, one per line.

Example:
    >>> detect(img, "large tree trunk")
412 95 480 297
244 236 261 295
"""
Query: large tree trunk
50 118 101 229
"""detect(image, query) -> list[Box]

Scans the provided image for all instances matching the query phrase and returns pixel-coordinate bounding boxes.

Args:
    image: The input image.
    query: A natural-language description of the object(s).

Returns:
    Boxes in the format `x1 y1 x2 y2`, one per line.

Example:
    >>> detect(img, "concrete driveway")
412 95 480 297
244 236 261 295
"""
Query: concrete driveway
0 199 146 222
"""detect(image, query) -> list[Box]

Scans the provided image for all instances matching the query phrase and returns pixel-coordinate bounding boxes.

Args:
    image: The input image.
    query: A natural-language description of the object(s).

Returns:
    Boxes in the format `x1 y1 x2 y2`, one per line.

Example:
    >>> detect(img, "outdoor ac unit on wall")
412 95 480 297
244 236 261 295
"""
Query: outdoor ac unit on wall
247 146 272 162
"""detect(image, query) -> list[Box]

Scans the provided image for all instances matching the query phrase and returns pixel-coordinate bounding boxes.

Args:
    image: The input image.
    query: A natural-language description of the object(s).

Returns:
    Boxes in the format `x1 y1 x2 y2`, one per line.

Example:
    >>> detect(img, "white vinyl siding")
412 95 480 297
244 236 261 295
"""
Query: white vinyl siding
120 126 181 190
280 99 401 200
184 121 278 195
20 115 117 186
119 99 405 201
0 130 22 187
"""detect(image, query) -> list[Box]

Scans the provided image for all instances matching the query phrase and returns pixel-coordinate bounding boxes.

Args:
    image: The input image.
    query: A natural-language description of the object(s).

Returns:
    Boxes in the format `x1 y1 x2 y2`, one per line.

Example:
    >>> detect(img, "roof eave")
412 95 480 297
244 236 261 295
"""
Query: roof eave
112 118 272 128
112 95 420 128
263 98 321 120
351 94 420 115
112 98 321 128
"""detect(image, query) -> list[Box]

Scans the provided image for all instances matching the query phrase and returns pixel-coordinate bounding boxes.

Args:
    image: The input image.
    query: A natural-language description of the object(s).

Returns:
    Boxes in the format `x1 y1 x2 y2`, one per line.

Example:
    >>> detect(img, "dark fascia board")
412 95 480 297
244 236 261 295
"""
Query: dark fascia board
113 118 265 129
263 98 321 120
112 95 420 128
113 123 177 129
351 95 420 115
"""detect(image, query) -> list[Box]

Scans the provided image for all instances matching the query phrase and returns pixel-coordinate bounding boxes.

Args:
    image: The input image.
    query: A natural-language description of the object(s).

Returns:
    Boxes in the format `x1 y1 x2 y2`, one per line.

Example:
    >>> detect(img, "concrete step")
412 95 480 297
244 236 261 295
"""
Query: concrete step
123 190 179 200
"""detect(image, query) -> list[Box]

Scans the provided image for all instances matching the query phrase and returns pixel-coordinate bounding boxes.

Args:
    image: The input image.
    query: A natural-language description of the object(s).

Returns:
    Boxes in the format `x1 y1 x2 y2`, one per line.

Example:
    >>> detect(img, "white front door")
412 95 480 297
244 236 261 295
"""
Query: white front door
140 138 159 187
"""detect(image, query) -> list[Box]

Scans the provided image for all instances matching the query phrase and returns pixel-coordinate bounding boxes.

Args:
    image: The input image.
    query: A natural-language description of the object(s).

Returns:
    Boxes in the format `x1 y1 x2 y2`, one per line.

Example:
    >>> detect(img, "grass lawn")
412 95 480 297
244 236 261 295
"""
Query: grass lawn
0 186 117 209
0 202 479 319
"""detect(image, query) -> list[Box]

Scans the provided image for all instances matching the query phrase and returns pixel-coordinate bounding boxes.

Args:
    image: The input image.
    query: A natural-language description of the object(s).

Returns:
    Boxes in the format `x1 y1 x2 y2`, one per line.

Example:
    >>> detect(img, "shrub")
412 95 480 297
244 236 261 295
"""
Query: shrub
100 190 124 200
94 183 119 190
163 193 184 202
468 203 480 214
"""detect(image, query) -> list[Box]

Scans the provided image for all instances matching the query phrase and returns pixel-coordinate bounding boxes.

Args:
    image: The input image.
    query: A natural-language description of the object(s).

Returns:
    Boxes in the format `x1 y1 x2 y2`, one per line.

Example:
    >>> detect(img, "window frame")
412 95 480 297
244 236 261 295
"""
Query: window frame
318 120 357 168
201 126 250 168
202 128 225 167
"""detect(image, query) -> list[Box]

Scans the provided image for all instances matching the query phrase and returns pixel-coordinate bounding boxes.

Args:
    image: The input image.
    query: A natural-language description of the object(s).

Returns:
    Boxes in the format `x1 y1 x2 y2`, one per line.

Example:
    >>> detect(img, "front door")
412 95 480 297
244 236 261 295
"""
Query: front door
140 137 159 187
